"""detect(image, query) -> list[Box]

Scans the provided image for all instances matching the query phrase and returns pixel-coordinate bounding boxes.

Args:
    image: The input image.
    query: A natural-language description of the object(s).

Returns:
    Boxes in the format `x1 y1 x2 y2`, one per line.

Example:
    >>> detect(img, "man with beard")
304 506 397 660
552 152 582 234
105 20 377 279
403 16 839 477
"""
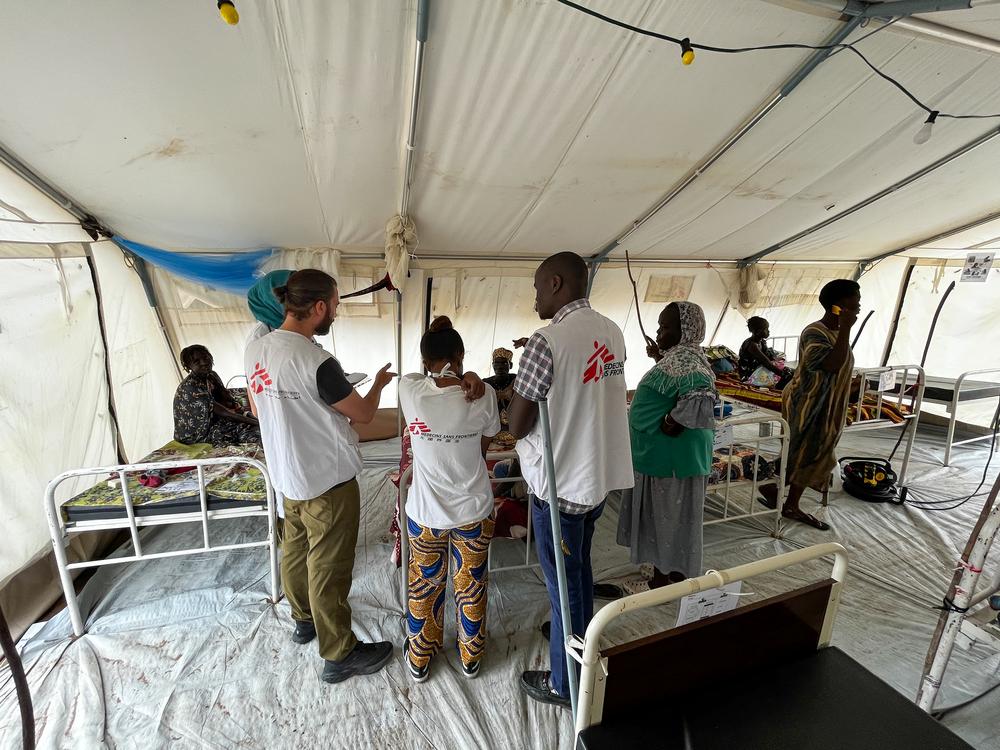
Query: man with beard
244 268 397 684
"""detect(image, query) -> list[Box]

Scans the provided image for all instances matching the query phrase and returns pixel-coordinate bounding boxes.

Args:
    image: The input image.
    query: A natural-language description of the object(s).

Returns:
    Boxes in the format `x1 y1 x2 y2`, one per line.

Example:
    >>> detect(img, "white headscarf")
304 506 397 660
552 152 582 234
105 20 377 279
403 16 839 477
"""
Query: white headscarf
656 301 715 385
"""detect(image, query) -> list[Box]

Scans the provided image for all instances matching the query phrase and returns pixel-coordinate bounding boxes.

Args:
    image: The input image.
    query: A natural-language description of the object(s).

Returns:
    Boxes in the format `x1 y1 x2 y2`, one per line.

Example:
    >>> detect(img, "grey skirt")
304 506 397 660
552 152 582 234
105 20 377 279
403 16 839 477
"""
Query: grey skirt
617 470 707 578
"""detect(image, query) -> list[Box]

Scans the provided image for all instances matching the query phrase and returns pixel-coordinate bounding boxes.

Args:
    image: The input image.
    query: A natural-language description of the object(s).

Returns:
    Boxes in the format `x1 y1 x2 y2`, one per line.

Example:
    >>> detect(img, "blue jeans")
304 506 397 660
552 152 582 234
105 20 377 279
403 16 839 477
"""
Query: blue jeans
531 494 605 698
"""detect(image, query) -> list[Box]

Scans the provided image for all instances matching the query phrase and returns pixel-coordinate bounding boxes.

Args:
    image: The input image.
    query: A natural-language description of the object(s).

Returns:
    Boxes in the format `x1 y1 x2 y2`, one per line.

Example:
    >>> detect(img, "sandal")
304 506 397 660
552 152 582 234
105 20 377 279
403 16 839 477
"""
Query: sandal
756 494 777 510
781 508 830 531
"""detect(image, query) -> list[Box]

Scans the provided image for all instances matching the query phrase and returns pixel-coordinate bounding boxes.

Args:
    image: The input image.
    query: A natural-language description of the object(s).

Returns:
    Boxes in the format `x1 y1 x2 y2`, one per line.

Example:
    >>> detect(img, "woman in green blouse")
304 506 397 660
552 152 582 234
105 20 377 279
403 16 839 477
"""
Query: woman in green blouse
617 301 717 588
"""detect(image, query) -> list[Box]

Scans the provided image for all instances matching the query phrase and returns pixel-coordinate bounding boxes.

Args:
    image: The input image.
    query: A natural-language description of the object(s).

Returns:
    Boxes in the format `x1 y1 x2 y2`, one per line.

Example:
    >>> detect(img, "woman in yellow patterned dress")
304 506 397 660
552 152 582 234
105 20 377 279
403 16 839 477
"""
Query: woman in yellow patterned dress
761 279 860 530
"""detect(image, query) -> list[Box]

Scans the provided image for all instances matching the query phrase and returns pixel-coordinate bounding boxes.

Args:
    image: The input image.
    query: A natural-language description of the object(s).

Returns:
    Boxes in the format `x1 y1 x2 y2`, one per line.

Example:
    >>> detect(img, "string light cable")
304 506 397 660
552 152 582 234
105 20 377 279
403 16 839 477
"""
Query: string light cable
555 0 1000 125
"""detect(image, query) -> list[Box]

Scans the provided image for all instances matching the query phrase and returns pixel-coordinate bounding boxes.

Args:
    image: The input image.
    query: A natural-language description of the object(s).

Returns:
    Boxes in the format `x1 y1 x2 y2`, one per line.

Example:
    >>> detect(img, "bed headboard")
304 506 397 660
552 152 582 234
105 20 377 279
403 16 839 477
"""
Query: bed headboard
597 579 837 723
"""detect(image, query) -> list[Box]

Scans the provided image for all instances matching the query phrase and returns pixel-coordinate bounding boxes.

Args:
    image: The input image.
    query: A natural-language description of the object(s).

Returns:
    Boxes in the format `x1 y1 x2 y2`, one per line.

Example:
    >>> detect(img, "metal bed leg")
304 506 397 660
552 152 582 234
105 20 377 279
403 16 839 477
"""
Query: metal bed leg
539 399 579 718
267 487 280 604
944 395 959 468
44 485 85 638
400 481 410 610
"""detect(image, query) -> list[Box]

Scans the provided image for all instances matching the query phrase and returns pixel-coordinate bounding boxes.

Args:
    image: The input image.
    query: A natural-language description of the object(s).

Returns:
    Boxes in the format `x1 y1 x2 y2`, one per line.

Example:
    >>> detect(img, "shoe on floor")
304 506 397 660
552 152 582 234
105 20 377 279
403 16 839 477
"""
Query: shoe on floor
462 660 481 680
520 670 571 708
593 583 624 599
540 620 551 642
322 641 393 684
292 620 316 644
404 641 430 683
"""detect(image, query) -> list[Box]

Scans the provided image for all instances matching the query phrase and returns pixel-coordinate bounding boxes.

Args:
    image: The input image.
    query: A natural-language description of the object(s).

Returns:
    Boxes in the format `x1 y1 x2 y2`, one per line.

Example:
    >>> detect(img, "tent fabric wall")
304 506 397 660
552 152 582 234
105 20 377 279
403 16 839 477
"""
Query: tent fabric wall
90 242 180 460
426 261 735 389
149 254 422 408
711 263 856 357
888 260 1000 426
0 256 118 589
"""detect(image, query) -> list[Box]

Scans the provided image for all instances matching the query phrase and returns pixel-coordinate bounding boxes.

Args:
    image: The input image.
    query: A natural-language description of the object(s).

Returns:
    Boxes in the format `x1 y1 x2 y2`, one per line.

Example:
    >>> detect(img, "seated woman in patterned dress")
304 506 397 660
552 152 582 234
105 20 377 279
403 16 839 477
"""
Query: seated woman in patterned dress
172 345 261 446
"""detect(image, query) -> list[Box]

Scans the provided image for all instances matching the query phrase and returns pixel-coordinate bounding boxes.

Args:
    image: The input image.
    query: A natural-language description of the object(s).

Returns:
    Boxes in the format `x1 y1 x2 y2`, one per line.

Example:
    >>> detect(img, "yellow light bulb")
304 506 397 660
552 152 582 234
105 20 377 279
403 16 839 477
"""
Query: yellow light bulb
680 38 694 66
219 1 239 25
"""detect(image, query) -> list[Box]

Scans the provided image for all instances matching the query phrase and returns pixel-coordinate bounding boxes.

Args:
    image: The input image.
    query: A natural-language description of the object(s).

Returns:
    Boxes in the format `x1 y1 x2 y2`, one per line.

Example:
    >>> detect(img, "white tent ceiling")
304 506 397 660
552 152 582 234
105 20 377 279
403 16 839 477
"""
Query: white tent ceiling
0 0 999 262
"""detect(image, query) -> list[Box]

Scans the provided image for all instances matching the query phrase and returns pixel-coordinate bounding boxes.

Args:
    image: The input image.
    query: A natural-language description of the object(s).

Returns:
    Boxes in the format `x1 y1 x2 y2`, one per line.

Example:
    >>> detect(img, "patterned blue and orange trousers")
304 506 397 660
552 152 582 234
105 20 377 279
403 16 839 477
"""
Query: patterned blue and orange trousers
406 513 495 669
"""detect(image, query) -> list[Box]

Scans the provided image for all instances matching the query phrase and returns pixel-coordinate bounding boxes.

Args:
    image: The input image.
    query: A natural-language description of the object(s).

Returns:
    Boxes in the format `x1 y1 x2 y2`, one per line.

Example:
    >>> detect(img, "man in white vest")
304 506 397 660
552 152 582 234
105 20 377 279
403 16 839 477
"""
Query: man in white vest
509 252 633 708
245 268 398 685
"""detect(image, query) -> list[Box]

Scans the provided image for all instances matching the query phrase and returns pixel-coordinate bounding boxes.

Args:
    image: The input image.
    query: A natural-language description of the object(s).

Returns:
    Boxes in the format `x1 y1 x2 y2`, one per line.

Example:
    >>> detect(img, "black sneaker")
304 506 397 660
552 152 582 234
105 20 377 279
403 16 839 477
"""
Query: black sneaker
461 660 481 680
404 641 429 683
292 620 316 644
520 670 570 708
593 583 624 599
321 641 393 684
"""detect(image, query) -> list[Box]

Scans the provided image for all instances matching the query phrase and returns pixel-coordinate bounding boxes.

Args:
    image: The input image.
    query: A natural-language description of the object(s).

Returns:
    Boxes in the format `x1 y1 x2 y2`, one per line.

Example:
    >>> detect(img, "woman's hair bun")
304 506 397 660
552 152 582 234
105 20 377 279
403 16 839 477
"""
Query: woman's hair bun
273 284 289 303
428 315 453 333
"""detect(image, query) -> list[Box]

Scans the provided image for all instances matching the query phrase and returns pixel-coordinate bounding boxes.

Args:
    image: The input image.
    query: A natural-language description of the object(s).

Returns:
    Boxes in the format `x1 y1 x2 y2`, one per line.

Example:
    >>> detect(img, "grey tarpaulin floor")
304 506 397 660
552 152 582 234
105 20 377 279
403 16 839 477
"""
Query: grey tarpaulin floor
2 429 1000 749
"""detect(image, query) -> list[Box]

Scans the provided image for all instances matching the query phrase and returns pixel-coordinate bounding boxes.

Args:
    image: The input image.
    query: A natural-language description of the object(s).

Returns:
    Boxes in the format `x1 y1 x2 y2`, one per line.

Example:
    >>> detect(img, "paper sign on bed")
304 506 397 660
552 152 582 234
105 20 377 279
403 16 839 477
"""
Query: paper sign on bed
878 370 897 393
713 424 734 450
675 581 742 627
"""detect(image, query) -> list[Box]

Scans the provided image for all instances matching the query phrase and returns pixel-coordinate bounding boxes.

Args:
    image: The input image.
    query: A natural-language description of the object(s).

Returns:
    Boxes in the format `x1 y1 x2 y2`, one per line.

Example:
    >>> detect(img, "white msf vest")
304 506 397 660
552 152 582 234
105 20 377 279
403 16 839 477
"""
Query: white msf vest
245 330 362 500
517 307 634 509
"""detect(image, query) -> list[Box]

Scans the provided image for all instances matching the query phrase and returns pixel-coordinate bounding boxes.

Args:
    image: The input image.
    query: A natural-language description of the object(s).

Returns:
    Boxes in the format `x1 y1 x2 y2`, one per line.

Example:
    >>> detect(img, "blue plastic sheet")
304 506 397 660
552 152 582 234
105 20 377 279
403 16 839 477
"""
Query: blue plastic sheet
114 237 273 296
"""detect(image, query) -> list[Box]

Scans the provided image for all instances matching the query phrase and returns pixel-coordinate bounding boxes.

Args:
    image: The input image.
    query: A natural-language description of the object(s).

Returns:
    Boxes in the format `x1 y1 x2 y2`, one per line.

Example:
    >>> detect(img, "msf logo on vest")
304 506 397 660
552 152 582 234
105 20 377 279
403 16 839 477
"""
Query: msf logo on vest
250 362 272 395
408 419 431 435
583 340 625 384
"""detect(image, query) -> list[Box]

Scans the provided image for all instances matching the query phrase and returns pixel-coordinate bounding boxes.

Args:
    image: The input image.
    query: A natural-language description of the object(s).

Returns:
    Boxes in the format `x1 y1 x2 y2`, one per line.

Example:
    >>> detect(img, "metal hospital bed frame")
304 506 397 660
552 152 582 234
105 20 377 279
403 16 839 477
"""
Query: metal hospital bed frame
722 363 925 494
572 543 972 749
44 456 279 637
396 412 791 604
396 450 539 606
919 368 1000 467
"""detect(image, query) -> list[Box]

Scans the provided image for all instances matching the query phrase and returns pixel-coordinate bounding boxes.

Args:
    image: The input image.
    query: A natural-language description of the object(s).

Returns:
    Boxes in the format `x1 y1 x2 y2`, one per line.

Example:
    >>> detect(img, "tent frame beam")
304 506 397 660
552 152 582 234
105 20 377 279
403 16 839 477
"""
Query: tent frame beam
857 207 1000 272
399 0 430 220
740 125 1000 267
585 15 865 292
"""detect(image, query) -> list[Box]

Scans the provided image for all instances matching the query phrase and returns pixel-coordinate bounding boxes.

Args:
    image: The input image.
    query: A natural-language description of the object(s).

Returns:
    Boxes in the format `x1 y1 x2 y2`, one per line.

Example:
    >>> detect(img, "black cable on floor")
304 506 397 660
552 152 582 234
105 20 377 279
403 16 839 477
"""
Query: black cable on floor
0 602 34 750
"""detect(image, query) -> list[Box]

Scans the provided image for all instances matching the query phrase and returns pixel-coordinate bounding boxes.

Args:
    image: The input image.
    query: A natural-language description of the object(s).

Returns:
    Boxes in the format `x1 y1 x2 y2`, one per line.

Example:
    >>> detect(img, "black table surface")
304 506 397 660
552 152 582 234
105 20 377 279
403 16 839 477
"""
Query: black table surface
577 647 972 750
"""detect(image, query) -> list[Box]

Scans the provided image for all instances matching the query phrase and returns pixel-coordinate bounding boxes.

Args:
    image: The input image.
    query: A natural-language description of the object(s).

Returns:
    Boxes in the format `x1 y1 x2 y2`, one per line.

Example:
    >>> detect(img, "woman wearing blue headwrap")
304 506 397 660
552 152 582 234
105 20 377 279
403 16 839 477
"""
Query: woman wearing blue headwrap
246 269 294 344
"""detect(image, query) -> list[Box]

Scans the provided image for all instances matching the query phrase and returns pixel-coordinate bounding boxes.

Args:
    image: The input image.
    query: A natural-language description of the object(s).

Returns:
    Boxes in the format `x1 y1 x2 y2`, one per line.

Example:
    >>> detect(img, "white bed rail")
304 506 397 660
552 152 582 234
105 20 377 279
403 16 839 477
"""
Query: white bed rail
944 367 1000 467
708 413 789 536
768 334 799 361
572 542 849 737
44 456 279 637
851 364 924 484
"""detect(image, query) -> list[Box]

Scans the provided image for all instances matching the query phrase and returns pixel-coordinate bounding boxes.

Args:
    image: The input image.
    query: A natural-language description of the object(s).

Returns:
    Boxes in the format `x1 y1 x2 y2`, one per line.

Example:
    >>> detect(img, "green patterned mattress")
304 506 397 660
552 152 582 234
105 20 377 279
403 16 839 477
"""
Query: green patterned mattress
62 441 269 522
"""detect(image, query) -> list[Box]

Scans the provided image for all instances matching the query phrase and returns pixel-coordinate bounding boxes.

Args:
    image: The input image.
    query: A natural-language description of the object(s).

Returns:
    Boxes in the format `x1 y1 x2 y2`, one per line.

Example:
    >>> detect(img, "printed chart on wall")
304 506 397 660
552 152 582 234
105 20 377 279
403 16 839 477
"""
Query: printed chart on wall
961 252 995 283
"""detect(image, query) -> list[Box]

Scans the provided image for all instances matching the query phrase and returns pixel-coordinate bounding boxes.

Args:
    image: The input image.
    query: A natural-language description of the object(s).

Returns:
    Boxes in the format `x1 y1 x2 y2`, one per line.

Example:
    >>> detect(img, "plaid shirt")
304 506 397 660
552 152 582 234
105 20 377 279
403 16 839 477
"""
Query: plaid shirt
514 298 594 514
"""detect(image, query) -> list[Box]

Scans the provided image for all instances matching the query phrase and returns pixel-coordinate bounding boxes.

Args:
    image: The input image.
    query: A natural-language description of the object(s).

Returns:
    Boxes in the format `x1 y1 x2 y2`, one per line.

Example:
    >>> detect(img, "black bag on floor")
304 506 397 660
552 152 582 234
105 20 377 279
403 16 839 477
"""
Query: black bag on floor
839 457 902 504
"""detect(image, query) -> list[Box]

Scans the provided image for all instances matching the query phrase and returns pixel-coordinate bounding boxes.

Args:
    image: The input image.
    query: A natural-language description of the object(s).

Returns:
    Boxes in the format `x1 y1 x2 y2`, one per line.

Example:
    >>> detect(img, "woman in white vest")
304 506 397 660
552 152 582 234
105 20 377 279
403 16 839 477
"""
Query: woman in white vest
397 316 500 683
507 251 633 708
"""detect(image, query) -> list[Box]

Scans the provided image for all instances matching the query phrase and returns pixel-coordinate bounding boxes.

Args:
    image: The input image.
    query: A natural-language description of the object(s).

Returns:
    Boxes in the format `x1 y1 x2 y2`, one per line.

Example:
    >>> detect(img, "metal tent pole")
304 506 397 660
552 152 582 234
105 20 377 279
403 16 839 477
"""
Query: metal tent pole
917 474 1000 711
538 399 579 717
396 289 404 436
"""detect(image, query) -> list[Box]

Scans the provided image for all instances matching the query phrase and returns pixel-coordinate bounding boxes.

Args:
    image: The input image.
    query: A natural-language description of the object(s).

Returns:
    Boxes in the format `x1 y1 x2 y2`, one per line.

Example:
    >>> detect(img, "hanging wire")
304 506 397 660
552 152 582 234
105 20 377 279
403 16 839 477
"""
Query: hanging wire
555 0 1000 120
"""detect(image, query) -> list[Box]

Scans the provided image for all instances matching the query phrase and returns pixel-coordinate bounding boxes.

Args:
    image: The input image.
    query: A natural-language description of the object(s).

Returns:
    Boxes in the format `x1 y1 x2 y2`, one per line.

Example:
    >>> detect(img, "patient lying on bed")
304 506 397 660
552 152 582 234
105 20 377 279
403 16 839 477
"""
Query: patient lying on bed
173 344 261 447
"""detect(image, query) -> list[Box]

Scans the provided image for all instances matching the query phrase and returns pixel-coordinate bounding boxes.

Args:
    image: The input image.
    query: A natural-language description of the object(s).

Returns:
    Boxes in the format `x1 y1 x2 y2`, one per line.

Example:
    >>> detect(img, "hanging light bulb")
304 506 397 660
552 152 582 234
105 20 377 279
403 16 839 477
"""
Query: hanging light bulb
218 0 239 25
913 110 939 145
680 38 695 66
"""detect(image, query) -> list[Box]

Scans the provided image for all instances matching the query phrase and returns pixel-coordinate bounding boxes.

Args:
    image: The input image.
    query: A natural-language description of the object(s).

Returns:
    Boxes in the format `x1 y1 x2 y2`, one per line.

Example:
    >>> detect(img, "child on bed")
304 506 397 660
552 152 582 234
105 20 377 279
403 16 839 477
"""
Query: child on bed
397 316 500 683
